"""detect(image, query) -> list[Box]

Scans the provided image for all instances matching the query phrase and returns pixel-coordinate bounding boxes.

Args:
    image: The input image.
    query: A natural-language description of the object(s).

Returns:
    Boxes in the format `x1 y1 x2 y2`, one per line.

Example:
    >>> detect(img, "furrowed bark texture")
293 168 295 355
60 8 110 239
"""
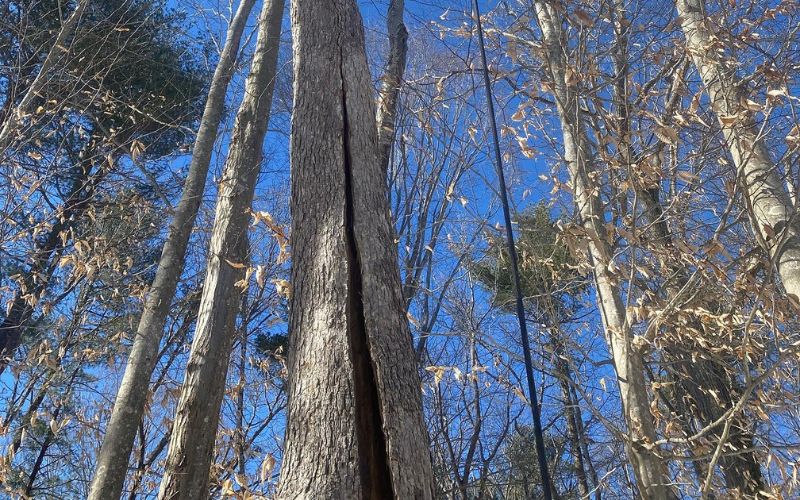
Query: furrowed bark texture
276 1 434 498
156 1 284 498
676 0 800 304
375 0 407 172
87 2 258 497
532 3 675 497
639 174 762 494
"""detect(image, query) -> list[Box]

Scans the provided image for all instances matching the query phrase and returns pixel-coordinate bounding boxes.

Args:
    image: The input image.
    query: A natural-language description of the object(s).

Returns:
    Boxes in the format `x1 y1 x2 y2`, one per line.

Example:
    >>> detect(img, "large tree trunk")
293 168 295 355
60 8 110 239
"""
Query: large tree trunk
156 1 284 498
531 3 674 497
676 0 800 304
87 1 258 498
276 1 435 498
0 0 89 155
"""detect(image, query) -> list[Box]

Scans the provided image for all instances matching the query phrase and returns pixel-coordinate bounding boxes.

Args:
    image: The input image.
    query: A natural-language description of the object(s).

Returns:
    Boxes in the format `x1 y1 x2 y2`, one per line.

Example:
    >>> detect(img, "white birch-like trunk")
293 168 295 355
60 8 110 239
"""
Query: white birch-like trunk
676 0 800 304
0 0 89 154
532 3 675 497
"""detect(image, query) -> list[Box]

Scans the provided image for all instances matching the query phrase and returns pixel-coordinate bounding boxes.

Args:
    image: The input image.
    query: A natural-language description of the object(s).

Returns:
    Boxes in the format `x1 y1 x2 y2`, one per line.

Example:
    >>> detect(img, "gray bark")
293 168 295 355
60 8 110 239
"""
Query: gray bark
375 0 408 171
0 0 89 155
634 125 764 496
531 3 675 497
276 1 434 498
676 0 800 304
87 1 258 498
156 1 284 498
552 337 593 500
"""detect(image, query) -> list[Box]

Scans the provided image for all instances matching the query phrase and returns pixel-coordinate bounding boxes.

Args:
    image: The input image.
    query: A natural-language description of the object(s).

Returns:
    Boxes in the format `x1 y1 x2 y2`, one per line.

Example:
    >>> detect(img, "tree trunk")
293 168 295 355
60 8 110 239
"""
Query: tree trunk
0 0 89 155
0 140 106 375
552 336 592 499
531 3 674 497
608 1 763 493
156 1 284 498
676 0 800 304
630 132 763 497
87 1 258 498
276 1 435 498
375 0 408 172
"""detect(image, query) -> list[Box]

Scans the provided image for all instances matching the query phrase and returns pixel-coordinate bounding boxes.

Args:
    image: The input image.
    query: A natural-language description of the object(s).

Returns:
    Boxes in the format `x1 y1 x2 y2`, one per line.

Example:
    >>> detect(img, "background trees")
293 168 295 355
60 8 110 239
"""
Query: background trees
0 0 799 498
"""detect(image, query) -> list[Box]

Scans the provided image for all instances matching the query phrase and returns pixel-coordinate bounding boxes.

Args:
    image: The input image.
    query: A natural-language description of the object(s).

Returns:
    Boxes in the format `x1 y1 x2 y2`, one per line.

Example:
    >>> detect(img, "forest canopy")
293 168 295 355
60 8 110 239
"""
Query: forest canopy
1 0 799 498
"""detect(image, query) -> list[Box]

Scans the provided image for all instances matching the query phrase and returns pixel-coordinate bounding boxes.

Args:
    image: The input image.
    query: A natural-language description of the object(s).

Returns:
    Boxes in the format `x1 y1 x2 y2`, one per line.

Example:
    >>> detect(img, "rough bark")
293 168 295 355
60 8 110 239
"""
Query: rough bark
375 0 408 171
87 1 258 498
676 0 800 305
156 1 284 498
531 3 675 497
0 0 89 155
276 1 434 498
637 166 763 495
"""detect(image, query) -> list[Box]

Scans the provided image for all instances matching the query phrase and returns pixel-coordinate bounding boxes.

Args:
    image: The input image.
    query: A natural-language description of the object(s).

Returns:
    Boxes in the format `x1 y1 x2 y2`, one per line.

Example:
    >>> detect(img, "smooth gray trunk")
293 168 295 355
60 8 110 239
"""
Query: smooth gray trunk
676 0 800 304
531 3 675 497
156 1 284 497
87 1 258 498
276 1 434 498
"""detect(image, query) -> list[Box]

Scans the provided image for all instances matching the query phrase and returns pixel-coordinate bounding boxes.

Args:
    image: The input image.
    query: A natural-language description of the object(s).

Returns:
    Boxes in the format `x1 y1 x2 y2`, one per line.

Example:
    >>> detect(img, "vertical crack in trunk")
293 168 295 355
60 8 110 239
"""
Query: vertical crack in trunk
339 57 395 499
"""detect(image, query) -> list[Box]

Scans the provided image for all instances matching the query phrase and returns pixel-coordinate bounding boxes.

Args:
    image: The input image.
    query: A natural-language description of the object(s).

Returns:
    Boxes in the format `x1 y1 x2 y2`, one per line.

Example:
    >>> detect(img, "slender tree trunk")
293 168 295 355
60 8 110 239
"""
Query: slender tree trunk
157 1 284 498
676 0 800 304
24 406 59 497
628 136 764 494
235 275 250 477
0 0 89 155
87 1 258 498
631 146 764 495
552 336 591 499
0 141 106 375
276 1 434 498
531 3 674 497
609 0 759 492
375 0 408 171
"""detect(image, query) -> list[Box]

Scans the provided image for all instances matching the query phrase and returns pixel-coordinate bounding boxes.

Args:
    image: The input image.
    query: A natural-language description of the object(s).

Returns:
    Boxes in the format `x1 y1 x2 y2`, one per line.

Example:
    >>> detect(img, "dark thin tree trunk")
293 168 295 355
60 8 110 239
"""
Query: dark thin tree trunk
0 141 106 374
